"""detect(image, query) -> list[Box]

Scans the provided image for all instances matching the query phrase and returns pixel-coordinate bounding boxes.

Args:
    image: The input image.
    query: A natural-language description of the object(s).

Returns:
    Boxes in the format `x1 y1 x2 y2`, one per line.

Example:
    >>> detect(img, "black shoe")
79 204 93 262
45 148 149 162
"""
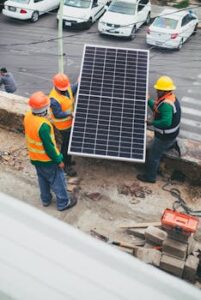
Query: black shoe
58 195 77 211
137 174 156 183
42 201 51 207
65 167 77 177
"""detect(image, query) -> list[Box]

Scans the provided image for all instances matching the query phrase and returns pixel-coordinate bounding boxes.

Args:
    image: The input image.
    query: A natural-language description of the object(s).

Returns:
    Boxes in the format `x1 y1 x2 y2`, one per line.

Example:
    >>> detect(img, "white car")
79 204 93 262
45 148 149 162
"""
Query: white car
2 0 60 22
58 0 108 29
98 0 151 40
146 8 198 50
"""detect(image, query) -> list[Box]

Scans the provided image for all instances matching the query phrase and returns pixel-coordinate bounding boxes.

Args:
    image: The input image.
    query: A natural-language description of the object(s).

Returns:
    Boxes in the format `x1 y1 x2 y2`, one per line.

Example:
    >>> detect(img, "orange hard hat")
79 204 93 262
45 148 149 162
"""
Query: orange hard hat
52 73 70 91
28 91 50 109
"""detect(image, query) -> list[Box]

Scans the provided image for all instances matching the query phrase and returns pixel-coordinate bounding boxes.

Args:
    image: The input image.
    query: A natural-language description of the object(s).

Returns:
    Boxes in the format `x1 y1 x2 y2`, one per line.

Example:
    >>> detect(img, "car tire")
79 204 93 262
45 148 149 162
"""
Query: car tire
145 12 151 25
31 11 39 23
85 18 93 29
177 38 183 50
129 26 136 40
192 24 198 35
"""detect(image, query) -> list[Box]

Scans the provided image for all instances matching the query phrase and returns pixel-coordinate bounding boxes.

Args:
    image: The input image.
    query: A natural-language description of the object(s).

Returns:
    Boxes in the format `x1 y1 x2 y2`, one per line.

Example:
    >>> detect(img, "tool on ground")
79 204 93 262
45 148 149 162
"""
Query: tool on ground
90 230 139 250
161 208 199 235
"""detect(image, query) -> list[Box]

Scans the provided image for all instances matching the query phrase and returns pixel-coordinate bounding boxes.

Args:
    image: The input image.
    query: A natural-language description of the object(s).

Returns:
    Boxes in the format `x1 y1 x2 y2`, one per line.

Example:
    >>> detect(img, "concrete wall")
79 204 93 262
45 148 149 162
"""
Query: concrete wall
0 91 200 184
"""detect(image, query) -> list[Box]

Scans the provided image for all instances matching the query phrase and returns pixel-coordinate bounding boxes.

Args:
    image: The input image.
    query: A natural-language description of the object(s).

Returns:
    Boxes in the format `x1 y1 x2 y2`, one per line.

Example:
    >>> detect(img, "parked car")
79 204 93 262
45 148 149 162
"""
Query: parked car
2 0 60 22
98 0 151 40
146 8 198 50
58 0 108 29
0 0 6 11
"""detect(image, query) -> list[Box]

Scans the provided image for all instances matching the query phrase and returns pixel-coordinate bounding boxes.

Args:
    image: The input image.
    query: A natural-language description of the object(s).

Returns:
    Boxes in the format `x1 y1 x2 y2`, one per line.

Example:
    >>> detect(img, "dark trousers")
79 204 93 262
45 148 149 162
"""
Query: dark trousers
60 129 72 167
146 136 176 181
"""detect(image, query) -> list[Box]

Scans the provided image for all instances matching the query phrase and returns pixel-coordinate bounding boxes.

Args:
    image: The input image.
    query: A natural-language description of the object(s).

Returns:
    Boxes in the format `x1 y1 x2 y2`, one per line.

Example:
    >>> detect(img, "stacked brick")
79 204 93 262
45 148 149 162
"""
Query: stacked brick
132 225 200 283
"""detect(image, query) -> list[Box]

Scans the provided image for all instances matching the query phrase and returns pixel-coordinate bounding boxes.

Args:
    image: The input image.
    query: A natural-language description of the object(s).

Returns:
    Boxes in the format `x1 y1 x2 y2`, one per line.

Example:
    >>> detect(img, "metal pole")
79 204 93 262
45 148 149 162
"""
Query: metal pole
58 0 64 73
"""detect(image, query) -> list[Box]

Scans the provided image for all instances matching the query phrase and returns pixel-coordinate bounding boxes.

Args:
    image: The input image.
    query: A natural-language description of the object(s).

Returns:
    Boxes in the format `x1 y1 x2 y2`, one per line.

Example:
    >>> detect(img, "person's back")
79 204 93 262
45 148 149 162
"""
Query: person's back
0 67 17 93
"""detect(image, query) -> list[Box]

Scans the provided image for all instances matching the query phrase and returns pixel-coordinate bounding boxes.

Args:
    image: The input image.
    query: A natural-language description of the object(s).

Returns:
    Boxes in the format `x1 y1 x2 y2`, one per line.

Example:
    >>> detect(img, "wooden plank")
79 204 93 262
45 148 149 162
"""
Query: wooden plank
120 221 161 229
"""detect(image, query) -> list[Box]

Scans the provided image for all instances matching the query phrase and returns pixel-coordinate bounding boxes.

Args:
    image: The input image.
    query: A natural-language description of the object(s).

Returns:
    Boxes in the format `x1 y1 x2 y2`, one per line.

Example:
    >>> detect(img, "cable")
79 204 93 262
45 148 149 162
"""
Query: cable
162 180 201 217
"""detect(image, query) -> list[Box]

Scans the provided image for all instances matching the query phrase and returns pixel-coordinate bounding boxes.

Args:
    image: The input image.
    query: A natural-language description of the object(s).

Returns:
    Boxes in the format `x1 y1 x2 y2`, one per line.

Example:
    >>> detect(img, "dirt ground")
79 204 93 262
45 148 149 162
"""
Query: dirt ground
1 127 201 247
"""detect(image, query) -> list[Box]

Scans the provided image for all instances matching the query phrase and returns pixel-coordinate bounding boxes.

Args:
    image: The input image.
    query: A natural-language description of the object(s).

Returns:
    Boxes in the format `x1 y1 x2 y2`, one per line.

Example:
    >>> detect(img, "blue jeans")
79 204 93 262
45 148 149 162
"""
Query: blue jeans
146 137 176 181
35 164 69 210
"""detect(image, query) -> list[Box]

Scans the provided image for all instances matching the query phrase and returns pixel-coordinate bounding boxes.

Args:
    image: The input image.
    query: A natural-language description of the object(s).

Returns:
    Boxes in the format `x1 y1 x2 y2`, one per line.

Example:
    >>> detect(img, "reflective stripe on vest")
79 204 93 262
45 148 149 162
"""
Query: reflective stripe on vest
154 123 180 135
24 111 59 162
49 87 74 131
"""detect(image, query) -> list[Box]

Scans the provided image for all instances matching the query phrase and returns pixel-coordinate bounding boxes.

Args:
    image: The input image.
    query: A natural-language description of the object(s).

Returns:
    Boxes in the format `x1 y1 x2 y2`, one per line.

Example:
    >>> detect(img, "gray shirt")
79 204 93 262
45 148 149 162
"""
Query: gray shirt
0 72 17 93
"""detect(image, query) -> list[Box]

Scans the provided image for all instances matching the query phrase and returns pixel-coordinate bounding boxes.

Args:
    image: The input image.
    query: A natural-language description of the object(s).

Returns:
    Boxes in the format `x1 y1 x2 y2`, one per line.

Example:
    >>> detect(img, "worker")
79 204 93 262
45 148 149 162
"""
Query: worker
49 73 78 177
0 67 17 93
137 76 181 183
24 91 77 211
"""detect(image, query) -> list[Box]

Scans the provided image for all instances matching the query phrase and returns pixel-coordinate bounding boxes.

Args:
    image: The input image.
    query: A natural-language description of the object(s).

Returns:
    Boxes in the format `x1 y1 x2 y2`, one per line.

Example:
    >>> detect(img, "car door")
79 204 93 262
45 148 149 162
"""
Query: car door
180 14 193 42
91 0 104 21
136 0 148 28
32 0 48 14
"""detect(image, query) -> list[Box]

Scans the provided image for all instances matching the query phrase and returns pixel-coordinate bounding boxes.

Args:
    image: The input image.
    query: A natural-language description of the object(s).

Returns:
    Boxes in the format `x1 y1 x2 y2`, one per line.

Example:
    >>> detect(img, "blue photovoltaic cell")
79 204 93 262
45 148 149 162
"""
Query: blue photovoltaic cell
69 45 149 162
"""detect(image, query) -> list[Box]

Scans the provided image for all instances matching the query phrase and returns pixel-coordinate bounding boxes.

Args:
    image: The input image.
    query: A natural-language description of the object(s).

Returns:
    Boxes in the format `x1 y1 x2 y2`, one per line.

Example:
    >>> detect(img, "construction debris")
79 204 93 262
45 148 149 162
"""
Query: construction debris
130 209 201 283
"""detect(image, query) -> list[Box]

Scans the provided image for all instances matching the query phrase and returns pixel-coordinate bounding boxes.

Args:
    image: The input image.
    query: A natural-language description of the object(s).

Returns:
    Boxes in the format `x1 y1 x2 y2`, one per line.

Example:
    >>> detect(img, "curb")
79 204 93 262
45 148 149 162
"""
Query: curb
0 92 200 184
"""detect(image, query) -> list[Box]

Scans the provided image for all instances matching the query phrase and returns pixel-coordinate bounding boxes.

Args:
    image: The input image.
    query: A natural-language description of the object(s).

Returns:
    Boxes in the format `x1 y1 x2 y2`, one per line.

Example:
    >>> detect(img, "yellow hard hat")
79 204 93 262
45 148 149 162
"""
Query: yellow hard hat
154 76 176 91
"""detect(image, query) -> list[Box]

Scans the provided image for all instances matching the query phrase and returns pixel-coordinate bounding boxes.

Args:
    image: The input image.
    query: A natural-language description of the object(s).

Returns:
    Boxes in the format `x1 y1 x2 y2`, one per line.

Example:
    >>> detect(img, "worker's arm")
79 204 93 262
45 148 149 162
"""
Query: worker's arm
71 82 78 96
151 103 173 128
50 98 71 119
39 123 63 164
148 98 155 110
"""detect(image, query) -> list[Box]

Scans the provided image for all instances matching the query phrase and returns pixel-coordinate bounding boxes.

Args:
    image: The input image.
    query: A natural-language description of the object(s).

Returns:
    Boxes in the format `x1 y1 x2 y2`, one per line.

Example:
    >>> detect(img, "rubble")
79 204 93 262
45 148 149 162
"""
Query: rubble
130 209 201 284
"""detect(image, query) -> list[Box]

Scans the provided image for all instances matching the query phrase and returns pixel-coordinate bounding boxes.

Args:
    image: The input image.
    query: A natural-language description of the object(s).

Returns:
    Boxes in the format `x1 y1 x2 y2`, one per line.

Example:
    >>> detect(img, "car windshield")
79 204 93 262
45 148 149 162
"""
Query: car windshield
10 0 30 3
108 1 136 15
153 17 178 30
64 0 91 8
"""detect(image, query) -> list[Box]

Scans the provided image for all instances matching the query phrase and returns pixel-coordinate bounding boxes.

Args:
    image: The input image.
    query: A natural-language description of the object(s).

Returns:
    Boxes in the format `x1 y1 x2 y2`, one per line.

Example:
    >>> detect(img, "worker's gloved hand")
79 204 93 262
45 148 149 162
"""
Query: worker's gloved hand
146 120 152 126
58 162 65 169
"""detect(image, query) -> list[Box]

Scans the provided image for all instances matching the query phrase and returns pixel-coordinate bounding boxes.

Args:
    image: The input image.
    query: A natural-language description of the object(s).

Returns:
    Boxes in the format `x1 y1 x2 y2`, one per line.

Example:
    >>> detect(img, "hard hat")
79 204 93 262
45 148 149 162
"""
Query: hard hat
154 76 176 91
28 91 50 113
52 73 70 91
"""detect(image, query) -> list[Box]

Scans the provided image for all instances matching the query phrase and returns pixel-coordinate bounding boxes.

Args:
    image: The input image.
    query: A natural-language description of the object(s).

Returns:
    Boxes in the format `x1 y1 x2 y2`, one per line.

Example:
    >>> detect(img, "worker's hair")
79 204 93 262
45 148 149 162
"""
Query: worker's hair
0 67 7 73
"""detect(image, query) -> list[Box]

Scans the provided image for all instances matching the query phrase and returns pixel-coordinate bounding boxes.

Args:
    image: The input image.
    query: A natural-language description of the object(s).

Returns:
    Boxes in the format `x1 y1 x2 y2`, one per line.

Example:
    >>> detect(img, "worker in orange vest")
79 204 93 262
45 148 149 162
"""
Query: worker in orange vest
137 76 181 183
24 91 77 211
49 73 78 177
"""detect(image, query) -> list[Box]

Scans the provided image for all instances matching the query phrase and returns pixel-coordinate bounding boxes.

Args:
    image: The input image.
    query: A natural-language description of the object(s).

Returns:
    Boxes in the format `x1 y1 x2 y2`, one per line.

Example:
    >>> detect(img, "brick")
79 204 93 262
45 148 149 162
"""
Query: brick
144 241 157 249
145 226 168 246
167 230 192 243
160 254 185 277
127 228 145 239
162 237 188 260
134 248 161 267
187 236 196 255
183 255 199 283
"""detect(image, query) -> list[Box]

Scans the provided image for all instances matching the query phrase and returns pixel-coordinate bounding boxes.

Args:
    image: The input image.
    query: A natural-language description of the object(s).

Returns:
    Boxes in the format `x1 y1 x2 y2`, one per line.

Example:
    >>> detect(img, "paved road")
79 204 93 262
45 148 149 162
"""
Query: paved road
0 10 201 141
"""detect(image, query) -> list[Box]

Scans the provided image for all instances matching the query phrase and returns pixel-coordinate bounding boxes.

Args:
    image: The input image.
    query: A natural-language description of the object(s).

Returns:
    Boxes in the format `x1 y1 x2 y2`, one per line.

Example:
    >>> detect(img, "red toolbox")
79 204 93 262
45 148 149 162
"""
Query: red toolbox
161 209 199 235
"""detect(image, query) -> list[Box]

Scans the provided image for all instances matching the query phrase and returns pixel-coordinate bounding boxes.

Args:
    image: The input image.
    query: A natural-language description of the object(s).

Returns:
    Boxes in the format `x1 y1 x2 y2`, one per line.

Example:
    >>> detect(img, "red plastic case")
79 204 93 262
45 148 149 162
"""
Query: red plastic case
161 209 199 235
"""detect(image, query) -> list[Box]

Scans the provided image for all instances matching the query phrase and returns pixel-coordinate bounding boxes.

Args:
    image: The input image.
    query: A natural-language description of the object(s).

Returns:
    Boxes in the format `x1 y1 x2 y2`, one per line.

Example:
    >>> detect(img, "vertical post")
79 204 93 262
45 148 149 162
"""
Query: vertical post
58 0 64 73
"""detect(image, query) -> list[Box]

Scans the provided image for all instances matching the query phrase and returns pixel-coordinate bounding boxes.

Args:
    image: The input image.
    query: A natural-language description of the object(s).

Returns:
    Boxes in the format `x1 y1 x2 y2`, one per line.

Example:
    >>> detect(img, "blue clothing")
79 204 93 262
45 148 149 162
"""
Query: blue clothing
35 164 69 210
50 82 78 119
146 137 176 181
0 72 17 93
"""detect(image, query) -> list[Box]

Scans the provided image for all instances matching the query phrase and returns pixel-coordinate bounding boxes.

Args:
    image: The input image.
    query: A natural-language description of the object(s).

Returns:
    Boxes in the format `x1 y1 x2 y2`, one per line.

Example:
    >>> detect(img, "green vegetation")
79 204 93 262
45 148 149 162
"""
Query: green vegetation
173 0 189 8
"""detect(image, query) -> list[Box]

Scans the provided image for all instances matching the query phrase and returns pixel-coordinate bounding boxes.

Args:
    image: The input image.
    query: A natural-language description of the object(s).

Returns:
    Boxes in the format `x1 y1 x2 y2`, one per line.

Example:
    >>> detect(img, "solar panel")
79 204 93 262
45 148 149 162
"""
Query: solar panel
69 45 149 162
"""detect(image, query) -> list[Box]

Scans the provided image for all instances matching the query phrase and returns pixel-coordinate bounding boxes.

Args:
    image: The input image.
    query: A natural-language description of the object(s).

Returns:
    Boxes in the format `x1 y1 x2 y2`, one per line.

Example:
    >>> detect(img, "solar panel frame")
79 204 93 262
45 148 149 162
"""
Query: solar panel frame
69 44 149 163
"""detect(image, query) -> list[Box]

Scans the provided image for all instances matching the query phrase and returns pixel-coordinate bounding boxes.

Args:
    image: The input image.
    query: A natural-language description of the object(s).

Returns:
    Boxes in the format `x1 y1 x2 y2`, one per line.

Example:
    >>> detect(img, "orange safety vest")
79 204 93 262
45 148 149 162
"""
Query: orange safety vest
24 111 60 162
153 92 176 116
49 87 74 131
